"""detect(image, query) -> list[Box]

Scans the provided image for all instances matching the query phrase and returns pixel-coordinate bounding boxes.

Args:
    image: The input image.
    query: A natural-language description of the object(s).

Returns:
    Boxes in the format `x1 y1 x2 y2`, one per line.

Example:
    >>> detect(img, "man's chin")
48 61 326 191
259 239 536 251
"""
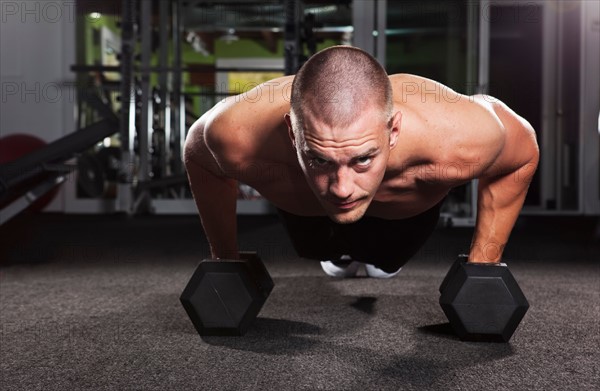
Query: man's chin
327 207 367 224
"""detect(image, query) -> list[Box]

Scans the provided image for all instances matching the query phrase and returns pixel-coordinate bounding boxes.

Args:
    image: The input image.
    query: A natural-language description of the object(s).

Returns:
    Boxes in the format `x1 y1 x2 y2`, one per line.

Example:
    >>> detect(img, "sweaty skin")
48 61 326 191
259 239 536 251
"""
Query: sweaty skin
184 74 539 263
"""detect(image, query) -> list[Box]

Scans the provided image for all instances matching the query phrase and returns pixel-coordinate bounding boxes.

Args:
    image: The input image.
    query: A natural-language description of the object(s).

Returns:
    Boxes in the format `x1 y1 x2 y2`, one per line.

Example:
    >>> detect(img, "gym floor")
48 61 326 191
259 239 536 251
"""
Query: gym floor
0 213 598 390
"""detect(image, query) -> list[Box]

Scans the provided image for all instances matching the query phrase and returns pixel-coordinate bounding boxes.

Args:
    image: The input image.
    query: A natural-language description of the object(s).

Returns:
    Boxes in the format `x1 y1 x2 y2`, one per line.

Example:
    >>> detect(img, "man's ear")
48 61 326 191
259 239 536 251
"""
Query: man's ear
284 113 296 147
389 110 402 149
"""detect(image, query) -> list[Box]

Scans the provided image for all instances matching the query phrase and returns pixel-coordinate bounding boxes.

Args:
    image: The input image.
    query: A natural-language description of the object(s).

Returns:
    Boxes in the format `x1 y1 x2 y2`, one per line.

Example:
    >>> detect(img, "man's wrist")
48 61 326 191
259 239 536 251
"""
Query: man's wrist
469 241 505 263
467 258 501 264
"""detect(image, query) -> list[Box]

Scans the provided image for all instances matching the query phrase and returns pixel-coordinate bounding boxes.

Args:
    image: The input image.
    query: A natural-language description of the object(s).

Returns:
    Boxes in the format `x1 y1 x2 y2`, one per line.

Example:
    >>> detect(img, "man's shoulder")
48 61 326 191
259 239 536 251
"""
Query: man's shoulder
201 84 293 173
207 75 293 132
388 73 466 106
388 73 447 88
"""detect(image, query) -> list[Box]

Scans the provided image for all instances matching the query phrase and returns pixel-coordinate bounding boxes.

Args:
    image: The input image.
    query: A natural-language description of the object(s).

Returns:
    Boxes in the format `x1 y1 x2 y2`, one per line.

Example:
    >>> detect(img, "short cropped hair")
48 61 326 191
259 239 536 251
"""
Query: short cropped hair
290 46 393 136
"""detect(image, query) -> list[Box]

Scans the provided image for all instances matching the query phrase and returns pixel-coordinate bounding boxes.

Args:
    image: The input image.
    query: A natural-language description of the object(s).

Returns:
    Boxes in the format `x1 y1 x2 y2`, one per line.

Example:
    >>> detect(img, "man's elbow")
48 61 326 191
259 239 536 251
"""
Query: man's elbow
525 122 540 169
530 142 540 168
515 136 539 186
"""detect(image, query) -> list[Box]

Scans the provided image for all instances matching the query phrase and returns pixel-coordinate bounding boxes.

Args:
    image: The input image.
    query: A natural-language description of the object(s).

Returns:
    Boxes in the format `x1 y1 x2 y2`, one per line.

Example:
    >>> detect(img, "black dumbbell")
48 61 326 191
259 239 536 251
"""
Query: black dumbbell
180 252 274 336
439 255 529 342
439 254 468 294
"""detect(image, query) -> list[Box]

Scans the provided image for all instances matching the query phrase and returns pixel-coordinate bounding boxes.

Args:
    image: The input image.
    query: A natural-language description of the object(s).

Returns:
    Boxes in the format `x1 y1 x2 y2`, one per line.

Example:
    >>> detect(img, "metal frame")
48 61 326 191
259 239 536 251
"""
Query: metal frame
579 0 600 215
375 0 387 66
66 0 136 215
478 0 490 95
538 0 559 213
117 0 137 214
172 0 185 176
352 0 388 63
284 0 302 75
56 7 78 213
149 57 285 216
555 0 566 211
159 0 171 179
139 0 152 183
352 0 373 52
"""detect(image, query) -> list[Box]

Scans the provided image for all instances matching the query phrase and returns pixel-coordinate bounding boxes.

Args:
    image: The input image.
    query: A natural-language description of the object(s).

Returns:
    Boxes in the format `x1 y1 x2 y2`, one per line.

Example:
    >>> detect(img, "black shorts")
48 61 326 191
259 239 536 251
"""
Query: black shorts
277 201 444 273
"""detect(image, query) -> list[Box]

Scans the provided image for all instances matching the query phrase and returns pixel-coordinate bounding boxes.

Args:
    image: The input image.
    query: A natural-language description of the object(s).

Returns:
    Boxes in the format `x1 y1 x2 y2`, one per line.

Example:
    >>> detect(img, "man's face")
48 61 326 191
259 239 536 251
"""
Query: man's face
286 105 400 224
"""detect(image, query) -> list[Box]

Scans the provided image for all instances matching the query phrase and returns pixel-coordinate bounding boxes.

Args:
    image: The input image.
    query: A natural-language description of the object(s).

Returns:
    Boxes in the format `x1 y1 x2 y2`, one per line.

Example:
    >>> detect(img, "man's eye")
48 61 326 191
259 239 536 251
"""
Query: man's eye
312 157 329 166
356 156 373 166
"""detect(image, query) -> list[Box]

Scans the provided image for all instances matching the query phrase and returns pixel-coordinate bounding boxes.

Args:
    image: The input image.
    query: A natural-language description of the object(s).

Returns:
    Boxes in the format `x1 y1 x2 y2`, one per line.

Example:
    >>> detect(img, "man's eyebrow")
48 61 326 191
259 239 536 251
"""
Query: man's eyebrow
302 148 321 157
353 147 380 158
304 147 380 159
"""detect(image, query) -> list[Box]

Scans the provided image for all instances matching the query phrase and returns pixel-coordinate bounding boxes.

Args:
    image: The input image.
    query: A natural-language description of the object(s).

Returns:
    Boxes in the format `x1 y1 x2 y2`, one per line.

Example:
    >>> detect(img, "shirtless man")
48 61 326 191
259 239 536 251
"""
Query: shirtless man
183 46 539 278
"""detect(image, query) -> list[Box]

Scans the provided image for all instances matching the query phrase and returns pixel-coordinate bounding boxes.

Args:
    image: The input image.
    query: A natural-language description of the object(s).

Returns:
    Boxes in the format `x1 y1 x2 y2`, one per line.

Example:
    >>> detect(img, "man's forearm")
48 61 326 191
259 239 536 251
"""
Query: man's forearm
186 160 240 260
469 183 524 263
469 162 537 263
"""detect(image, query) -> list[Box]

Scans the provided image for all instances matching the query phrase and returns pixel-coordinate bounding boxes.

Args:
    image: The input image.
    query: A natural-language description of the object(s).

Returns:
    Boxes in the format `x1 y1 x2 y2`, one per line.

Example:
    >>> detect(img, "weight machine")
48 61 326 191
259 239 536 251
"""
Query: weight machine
68 0 325 216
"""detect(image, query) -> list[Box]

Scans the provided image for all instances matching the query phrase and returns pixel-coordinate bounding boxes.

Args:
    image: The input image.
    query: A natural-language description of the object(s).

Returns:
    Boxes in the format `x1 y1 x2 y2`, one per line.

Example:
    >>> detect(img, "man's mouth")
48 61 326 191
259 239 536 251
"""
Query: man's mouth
331 199 360 210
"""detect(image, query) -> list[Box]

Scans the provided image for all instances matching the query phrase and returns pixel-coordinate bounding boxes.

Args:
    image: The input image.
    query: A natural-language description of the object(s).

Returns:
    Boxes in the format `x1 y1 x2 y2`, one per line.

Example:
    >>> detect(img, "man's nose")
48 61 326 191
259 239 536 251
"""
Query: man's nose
329 167 353 200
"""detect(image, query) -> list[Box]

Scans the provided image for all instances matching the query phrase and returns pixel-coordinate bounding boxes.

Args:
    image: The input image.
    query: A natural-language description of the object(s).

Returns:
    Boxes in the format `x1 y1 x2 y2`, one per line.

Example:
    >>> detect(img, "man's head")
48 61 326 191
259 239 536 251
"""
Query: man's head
284 46 402 224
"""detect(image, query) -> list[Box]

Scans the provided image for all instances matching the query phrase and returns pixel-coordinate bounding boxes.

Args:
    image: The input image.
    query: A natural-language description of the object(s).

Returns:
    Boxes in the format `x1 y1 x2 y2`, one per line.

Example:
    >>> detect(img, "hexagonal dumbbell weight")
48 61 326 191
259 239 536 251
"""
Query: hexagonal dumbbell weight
439 255 529 342
180 252 274 336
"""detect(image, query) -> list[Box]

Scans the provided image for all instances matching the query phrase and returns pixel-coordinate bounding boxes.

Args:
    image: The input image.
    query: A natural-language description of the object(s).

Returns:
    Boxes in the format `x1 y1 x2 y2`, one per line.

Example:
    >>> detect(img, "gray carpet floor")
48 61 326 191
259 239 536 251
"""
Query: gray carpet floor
0 213 598 390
